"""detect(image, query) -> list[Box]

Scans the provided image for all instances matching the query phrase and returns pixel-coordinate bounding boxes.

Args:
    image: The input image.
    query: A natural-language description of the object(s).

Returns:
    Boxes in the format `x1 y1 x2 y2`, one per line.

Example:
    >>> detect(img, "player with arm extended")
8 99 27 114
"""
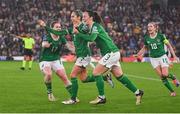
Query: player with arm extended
135 22 179 96
16 33 35 70
38 21 74 101
72 10 144 105
38 10 114 105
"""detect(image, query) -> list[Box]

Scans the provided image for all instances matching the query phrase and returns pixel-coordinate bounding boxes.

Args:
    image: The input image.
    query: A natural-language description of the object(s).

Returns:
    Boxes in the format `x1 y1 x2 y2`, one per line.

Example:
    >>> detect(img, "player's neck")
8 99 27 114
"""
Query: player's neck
150 32 157 39
50 34 59 40
87 21 94 30
73 20 81 26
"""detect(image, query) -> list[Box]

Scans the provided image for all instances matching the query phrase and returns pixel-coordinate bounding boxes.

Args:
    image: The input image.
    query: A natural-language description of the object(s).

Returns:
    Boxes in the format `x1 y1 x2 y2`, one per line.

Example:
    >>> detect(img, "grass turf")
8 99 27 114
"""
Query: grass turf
0 61 180 113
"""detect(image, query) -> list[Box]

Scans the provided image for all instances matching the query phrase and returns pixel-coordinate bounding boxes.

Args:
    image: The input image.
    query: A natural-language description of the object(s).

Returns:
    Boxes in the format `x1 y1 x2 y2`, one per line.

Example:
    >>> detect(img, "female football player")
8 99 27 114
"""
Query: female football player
136 22 179 96
38 21 73 101
73 10 144 105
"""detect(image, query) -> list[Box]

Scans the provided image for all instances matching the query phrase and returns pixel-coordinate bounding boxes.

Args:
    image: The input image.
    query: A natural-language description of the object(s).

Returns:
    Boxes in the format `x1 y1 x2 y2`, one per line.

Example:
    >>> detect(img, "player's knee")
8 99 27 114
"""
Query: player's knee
162 73 168 77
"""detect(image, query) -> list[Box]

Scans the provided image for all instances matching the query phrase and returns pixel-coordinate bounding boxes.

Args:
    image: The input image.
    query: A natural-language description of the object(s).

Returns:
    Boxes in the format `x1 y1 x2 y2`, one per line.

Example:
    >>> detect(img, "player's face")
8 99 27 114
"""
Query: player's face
82 12 92 25
71 12 80 23
53 23 61 31
147 23 156 34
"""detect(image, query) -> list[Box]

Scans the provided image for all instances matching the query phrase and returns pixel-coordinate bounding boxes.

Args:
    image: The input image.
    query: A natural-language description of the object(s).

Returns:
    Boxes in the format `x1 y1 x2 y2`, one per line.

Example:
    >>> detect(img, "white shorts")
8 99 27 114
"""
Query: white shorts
39 60 64 72
150 54 169 69
75 56 91 67
99 51 121 68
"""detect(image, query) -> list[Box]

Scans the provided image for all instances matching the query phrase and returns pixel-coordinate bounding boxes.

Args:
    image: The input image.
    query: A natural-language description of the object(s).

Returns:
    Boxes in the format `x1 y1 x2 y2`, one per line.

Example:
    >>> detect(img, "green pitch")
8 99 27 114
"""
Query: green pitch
0 61 180 113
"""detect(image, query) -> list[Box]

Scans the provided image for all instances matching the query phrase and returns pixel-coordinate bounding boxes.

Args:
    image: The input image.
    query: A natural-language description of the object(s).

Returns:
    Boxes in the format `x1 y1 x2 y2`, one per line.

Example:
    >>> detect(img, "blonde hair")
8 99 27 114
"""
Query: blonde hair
148 22 159 32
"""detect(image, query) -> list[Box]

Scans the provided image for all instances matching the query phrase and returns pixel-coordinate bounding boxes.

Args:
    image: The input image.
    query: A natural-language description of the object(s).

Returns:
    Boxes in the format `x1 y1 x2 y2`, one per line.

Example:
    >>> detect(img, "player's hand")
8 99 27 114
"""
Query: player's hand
37 20 46 27
73 27 79 34
173 56 180 63
42 41 51 48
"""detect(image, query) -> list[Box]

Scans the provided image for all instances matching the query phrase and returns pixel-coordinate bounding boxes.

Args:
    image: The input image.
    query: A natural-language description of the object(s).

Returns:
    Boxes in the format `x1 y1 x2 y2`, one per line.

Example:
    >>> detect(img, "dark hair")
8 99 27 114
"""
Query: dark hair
85 10 105 27
50 21 60 28
72 9 83 20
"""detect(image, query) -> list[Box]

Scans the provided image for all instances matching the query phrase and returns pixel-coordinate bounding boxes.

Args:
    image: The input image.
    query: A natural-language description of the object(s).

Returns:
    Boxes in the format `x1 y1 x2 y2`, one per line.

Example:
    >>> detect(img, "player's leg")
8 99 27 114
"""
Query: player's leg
39 61 55 101
28 50 33 70
52 60 73 97
62 65 81 104
89 63 107 104
81 58 114 87
21 55 27 70
161 66 176 96
152 56 176 96
112 65 144 105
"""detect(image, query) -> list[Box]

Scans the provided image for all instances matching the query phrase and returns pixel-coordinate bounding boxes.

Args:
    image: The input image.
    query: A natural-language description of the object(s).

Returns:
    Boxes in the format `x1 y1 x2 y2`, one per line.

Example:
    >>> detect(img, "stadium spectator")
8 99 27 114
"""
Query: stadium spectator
0 0 179 60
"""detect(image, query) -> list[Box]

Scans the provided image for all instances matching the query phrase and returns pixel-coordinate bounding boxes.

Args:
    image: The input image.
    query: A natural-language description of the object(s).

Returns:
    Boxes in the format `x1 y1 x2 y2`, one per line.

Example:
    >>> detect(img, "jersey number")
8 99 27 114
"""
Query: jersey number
51 46 58 52
162 58 168 64
150 43 157 49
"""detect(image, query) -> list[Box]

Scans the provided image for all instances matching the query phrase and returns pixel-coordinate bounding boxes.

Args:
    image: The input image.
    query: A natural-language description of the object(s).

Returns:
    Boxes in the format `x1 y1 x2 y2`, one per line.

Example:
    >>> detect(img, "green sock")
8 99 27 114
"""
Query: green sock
22 60 26 68
82 75 108 83
116 74 137 93
82 75 95 83
45 82 52 94
162 77 174 92
71 77 78 100
102 76 107 81
66 85 72 96
94 75 104 96
28 60 33 68
168 73 176 80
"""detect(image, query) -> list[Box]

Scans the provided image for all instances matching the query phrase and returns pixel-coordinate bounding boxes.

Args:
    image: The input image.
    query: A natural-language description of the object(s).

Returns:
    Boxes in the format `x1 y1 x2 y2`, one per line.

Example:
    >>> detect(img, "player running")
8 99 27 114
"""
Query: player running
38 21 73 101
135 22 180 96
72 10 144 105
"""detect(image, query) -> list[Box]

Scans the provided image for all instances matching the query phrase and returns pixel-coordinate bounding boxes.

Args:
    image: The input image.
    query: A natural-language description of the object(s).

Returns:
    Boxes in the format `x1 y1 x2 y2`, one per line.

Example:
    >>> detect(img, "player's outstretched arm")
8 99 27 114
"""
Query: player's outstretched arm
166 42 179 62
134 45 147 57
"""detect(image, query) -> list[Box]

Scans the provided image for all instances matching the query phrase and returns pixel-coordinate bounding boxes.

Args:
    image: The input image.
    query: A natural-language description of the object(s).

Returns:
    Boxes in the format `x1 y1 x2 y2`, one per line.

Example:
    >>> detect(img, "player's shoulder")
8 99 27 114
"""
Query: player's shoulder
157 32 167 39
157 32 164 37
92 23 100 32
144 34 149 39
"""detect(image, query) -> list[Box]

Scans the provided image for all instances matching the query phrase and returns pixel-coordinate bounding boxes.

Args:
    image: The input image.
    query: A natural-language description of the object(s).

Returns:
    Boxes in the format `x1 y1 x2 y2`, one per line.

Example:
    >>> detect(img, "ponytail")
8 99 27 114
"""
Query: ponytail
85 10 105 27
93 12 105 27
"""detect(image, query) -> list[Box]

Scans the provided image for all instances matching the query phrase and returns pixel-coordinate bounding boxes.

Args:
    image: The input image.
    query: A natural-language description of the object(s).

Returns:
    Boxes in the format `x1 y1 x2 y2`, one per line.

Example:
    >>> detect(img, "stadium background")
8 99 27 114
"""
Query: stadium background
0 0 180 61
0 0 180 113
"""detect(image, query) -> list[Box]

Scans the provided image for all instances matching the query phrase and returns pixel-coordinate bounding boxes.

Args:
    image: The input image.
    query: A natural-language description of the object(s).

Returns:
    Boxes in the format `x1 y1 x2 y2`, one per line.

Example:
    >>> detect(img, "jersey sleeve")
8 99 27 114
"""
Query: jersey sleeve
61 36 67 45
77 24 99 41
45 26 68 36
32 38 35 44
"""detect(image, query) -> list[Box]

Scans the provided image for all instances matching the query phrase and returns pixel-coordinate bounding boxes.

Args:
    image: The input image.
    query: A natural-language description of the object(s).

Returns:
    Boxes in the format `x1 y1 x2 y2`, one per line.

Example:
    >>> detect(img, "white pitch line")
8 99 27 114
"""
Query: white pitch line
126 74 161 82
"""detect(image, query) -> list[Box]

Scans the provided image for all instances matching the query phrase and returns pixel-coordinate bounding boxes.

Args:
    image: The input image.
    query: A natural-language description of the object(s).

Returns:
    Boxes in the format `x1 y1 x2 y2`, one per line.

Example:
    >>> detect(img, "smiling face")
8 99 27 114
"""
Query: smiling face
147 23 157 34
82 11 93 25
71 12 81 23
52 22 61 31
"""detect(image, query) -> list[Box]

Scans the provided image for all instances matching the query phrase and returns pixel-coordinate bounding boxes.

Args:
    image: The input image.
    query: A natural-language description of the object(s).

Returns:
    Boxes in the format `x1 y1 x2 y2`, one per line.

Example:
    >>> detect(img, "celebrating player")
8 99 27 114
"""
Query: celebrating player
38 21 73 101
135 22 180 96
72 10 144 105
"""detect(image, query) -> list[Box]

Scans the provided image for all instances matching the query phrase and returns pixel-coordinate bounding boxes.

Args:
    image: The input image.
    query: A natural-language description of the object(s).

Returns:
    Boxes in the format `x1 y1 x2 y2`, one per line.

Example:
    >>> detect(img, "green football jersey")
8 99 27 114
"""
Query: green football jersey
144 33 167 58
70 23 91 57
46 24 91 57
39 34 66 62
77 22 119 56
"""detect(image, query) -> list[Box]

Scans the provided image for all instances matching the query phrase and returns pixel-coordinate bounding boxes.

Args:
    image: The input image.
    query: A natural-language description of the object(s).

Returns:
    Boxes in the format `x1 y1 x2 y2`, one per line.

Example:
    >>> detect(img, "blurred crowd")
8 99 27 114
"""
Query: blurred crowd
0 0 179 60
